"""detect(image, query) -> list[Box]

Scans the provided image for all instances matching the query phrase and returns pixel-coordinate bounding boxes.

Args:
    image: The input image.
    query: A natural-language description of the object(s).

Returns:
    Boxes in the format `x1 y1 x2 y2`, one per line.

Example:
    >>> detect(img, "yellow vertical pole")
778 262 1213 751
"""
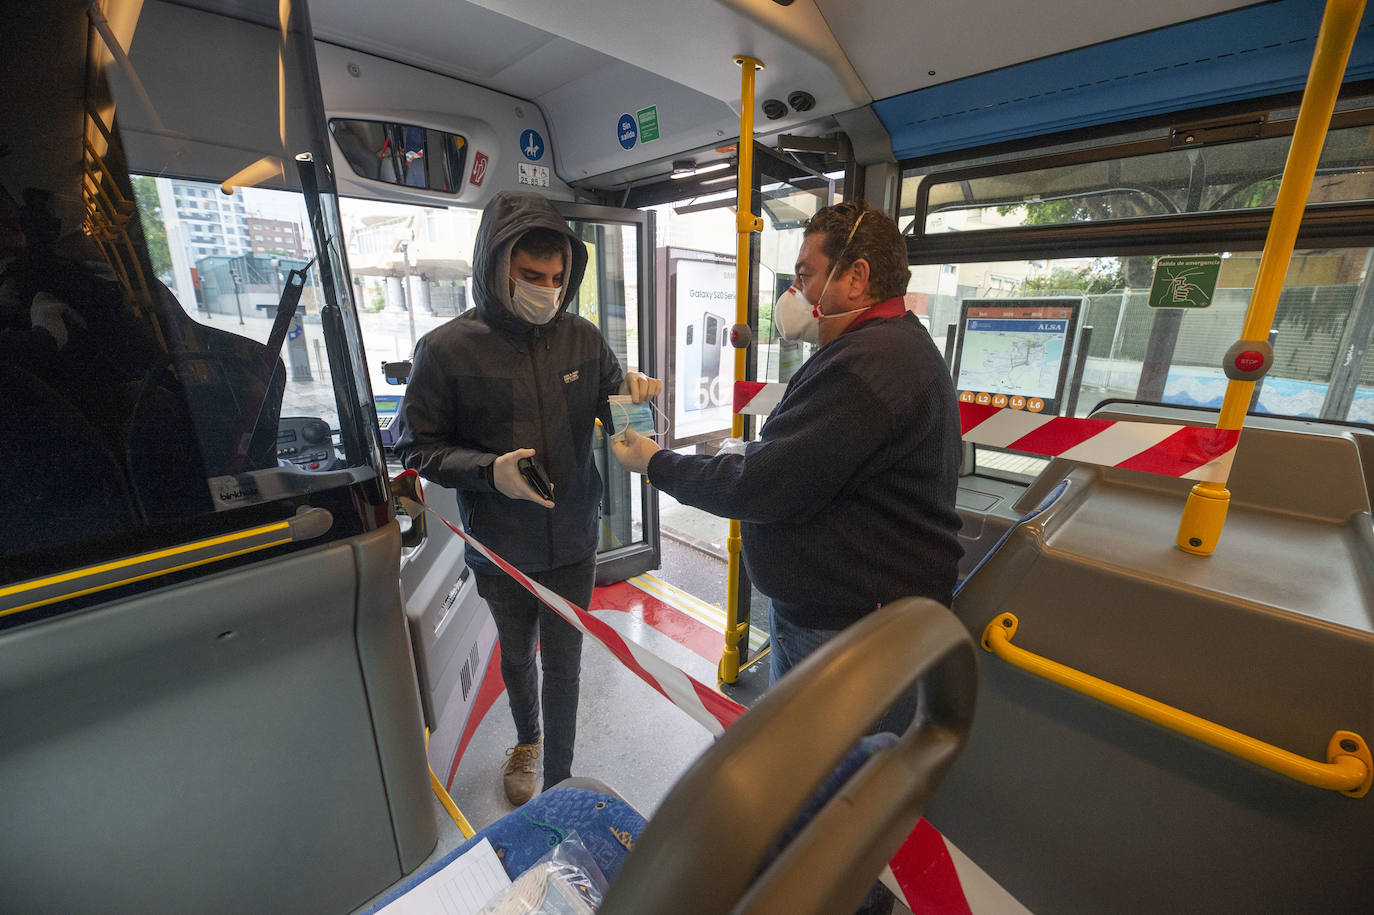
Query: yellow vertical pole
1176 0 1366 555
721 55 763 685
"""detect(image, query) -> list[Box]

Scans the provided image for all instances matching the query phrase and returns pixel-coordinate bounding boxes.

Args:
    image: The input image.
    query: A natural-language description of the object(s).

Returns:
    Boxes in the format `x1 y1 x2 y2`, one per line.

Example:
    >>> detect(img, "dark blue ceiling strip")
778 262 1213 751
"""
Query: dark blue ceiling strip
875 0 1374 161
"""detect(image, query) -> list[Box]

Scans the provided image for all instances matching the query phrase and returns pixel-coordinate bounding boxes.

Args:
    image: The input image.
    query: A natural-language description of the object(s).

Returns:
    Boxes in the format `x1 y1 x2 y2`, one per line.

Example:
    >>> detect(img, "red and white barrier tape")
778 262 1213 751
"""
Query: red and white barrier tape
400 469 972 910
423 507 744 736
733 380 785 416
958 401 1239 481
734 381 1240 482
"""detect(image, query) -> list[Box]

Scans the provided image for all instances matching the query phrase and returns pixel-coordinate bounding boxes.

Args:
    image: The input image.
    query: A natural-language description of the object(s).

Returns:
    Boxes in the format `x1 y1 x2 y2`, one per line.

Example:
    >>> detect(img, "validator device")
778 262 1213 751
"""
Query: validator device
375 395 402 446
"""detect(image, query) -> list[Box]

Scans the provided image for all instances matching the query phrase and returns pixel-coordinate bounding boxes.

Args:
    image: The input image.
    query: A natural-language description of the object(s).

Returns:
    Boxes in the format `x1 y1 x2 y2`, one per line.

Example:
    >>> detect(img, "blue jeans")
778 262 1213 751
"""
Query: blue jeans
769 602 842 686
768 600 919 737
475 554 595 788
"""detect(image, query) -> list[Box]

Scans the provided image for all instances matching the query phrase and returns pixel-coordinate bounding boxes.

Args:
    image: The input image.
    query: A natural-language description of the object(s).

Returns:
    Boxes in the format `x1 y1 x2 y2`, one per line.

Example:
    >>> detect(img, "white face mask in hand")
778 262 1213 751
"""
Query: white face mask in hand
510 277 562 325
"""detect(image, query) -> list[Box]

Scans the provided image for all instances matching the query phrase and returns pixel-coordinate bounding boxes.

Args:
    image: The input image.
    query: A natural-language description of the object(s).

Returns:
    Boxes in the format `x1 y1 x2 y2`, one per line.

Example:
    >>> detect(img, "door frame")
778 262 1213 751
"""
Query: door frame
555 201 660 584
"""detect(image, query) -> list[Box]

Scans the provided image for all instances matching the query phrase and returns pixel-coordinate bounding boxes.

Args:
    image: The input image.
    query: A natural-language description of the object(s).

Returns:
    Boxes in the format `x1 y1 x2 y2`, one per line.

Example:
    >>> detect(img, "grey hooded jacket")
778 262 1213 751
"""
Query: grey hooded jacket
395 192 624 574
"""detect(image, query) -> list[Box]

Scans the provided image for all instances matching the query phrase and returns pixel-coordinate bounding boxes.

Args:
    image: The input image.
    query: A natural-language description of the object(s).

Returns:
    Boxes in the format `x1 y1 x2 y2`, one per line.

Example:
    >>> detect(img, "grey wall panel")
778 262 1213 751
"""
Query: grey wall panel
352 522 437 872
0 533 427 914
928 657 1374 913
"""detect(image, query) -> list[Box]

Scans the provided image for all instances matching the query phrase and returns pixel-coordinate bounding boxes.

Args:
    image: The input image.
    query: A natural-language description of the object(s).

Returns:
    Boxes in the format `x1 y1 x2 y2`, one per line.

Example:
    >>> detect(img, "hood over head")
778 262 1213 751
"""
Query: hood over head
470 191 587 334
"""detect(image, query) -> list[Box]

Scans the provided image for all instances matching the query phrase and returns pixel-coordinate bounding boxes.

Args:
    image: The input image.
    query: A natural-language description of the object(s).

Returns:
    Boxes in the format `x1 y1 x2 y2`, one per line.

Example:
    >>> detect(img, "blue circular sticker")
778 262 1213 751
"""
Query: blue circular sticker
520 129 544 161
617 114 637 151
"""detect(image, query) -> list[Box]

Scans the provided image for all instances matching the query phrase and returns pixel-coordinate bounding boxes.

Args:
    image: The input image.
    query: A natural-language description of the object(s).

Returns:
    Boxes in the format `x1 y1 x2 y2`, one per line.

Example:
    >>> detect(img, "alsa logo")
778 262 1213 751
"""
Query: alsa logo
470 151 489 186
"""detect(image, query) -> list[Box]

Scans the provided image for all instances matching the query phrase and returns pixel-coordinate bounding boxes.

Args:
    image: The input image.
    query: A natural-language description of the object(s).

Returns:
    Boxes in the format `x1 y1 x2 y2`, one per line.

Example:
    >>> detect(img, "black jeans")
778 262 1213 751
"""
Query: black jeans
475 553 595 788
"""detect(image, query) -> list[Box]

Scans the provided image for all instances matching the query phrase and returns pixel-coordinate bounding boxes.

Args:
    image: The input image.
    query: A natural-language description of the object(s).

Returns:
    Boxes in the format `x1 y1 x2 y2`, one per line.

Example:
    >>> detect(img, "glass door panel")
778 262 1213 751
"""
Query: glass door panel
556 203 659 584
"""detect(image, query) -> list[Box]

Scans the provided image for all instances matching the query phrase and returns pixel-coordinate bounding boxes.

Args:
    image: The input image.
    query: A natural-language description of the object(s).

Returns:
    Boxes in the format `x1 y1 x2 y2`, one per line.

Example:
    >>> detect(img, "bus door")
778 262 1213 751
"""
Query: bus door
556 202 661 585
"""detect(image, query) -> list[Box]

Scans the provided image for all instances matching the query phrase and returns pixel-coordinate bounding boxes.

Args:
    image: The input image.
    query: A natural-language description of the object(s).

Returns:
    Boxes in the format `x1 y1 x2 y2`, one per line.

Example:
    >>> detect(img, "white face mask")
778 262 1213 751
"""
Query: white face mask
774 283 820 344
510 276 562 325
774 212 870 345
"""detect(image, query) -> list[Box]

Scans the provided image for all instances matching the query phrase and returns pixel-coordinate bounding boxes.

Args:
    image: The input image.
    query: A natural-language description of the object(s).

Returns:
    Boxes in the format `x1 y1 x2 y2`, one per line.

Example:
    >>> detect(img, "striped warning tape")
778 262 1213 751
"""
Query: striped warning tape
400 469 976 910
424 504 744 736
959 401 1239 481
734 381 1240 482
733 380 785 416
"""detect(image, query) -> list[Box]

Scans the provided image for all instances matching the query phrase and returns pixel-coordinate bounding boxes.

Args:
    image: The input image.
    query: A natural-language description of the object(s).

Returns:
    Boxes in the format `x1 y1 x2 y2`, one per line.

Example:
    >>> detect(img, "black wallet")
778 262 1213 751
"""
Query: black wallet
517 456 554 501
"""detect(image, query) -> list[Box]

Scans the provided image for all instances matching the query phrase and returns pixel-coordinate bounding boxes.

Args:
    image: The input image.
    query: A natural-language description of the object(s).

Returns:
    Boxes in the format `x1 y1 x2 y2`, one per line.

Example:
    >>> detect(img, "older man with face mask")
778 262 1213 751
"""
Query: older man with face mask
612 200 962 702
396 191 660 806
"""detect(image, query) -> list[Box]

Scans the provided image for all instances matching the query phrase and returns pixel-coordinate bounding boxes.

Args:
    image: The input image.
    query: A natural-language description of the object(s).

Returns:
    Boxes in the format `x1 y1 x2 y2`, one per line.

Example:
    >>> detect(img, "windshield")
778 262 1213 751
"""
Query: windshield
1 0 382 589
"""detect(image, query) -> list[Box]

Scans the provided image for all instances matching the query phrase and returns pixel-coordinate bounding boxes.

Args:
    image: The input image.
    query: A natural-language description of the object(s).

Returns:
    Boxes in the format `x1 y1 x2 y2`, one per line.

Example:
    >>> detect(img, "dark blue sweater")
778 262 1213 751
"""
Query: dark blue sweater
648 311 963 629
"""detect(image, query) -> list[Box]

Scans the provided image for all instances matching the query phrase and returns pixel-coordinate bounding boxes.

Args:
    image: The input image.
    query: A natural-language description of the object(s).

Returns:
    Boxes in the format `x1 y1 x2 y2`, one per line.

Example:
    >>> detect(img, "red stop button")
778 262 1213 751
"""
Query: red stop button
1234 350 1265 373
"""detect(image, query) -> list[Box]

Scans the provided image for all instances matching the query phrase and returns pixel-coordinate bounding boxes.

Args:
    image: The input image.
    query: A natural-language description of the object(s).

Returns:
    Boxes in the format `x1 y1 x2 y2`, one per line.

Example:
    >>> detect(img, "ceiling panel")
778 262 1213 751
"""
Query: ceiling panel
815 0 1265 100
308 0 588 94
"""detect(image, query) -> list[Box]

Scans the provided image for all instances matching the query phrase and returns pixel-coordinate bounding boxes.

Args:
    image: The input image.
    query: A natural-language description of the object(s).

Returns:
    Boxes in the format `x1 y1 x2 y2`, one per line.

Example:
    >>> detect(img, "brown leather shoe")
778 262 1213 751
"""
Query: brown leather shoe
502 738 541 805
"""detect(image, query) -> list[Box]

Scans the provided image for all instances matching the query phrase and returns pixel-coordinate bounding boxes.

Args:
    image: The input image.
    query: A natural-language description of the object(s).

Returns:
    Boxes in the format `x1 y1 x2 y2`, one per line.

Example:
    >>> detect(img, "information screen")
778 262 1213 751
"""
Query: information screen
951 298 1080 415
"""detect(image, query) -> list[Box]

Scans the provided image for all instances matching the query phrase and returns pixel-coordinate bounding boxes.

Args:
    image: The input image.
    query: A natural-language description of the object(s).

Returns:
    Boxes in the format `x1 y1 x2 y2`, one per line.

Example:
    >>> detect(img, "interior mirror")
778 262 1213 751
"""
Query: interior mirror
329 119 468 194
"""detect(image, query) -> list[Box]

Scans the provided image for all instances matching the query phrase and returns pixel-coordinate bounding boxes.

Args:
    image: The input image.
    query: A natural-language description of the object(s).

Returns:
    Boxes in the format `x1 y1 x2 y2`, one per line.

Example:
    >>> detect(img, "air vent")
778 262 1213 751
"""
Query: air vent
788 91 815 113
762 98 787 120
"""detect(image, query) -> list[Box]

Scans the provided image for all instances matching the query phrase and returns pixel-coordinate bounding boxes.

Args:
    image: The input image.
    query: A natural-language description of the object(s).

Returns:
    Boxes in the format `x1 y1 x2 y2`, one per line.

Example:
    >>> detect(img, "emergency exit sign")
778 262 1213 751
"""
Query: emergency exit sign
637 106 660 143
1149 255 1222 308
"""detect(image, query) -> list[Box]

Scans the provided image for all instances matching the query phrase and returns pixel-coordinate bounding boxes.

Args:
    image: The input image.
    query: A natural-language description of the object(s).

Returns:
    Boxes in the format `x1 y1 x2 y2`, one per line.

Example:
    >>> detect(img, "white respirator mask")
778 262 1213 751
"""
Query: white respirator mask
773 211 870 345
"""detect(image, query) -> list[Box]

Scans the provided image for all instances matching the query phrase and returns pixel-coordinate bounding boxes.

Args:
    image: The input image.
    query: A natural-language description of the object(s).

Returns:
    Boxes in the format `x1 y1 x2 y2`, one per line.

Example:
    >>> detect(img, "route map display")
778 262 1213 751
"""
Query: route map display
951 298 1080 416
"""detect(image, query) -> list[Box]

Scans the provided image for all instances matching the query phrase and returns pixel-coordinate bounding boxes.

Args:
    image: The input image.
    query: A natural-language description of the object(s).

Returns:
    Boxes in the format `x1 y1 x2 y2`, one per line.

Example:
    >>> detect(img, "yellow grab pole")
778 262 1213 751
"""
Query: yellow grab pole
721 55 764 685
1177 0 1365 556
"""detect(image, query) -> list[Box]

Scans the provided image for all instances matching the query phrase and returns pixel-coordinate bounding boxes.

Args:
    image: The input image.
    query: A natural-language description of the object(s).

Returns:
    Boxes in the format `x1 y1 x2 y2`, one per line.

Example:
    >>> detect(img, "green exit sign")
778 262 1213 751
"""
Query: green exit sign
1149 255 1222 308
637 106 660 143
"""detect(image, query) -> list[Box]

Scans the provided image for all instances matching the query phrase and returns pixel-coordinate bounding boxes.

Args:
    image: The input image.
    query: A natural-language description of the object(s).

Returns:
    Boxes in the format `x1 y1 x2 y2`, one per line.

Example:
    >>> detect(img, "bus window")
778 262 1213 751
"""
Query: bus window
902 100 1374 482
335 198 482 366
913 246 1374 481
2 0 386 594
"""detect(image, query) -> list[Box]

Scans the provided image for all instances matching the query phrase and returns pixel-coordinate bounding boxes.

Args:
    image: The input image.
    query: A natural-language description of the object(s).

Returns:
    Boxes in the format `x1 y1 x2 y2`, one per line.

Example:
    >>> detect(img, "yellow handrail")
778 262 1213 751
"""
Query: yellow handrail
981 613 1372 797
1176 0 1366 555
720 55 764 685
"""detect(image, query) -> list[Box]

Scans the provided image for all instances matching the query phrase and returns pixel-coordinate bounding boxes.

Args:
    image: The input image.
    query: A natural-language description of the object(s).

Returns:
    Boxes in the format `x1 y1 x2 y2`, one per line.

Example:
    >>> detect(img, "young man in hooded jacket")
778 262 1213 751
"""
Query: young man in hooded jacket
395 191 661 805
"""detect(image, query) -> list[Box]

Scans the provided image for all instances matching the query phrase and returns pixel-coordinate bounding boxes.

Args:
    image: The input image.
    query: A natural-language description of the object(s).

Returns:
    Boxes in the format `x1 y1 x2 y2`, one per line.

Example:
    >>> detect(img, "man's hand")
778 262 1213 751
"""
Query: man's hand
491 448 555 508
619 371 663 403
611 427 660 475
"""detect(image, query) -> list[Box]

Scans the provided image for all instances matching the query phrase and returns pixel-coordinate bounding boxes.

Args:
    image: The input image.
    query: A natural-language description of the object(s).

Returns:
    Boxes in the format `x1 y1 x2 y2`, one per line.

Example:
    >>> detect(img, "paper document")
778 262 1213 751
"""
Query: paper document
380 837 511 915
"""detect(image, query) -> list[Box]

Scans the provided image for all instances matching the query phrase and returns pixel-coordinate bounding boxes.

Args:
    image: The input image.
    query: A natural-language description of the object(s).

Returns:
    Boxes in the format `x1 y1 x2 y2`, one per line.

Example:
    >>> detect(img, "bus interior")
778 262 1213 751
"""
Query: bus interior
2 0 1373 911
